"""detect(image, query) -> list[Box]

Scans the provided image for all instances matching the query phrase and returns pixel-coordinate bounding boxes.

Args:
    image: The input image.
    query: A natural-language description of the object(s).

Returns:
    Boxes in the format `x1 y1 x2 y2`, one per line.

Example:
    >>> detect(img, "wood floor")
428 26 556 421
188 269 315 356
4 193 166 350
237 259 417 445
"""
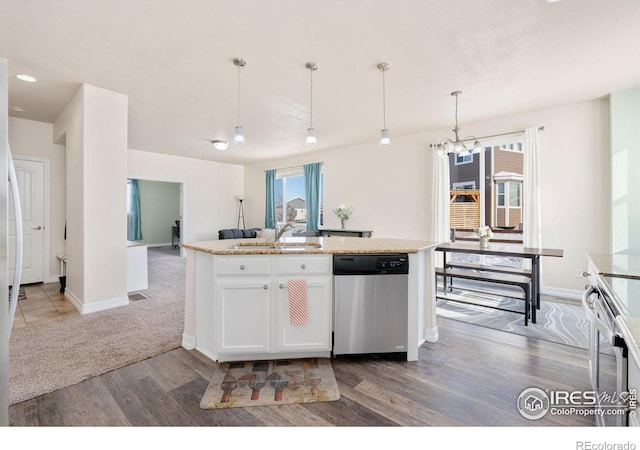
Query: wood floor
9 316 596 427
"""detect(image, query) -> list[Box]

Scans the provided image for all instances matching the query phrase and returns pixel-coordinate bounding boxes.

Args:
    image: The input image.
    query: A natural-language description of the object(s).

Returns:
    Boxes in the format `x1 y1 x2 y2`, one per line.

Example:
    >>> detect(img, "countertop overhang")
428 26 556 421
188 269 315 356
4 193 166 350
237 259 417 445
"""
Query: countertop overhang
181 236 439 255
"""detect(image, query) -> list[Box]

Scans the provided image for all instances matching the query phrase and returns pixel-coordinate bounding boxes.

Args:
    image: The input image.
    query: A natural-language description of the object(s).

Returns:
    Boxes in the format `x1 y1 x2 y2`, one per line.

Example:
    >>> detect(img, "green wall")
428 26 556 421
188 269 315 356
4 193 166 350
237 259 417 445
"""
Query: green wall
610 87 640 255
137 180 180 246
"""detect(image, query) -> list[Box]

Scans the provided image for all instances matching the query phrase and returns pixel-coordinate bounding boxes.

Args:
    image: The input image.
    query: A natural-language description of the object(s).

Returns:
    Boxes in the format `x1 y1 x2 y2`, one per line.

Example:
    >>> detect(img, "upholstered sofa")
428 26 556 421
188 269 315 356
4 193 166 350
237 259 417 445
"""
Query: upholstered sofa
218 228 262 240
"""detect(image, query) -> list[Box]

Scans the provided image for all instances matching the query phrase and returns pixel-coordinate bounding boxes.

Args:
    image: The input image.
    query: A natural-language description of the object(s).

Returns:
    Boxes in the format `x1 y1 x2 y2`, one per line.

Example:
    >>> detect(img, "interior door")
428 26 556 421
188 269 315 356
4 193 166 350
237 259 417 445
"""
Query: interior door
9 158 45 285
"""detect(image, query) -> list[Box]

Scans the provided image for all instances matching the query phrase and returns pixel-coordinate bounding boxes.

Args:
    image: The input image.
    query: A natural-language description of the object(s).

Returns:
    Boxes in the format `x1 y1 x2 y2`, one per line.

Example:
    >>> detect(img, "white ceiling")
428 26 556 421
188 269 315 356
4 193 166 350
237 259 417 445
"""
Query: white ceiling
2 0 639 165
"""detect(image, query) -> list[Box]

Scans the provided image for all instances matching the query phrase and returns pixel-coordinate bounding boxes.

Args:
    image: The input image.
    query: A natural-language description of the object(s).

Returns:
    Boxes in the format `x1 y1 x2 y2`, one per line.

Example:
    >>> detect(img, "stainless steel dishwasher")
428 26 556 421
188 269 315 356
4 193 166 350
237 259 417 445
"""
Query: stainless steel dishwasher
333 254 409 356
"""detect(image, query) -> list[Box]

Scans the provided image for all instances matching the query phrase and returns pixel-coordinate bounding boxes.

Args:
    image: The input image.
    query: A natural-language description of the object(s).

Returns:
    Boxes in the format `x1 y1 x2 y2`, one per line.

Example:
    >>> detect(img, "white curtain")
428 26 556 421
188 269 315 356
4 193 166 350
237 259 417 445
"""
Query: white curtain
523 126 542 249
431 150 451 247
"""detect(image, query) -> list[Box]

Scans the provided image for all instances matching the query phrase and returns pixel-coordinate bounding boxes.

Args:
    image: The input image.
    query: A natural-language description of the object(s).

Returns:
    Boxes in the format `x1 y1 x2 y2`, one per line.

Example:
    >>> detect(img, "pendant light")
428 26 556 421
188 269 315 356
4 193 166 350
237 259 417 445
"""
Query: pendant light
233 57 246 144
377 62 391 146
435 91 483 157
305 62 318 146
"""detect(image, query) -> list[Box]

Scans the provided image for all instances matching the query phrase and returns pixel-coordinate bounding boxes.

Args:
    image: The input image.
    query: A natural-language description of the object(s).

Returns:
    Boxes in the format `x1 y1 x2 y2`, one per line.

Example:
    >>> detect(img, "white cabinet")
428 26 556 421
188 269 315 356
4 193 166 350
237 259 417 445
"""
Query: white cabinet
202 254 332 361
214 279 271 354
274 276 332 352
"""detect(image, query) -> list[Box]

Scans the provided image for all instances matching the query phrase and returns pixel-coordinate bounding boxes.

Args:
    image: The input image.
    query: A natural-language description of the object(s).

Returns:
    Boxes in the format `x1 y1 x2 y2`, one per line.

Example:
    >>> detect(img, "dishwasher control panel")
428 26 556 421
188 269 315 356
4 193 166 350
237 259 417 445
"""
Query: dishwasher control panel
333 254 409 275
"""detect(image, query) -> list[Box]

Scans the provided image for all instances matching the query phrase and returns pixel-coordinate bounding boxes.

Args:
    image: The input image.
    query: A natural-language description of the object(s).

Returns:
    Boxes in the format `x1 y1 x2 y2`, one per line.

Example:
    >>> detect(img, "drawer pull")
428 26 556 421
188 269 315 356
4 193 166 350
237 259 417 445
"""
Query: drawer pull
300 264 306 269
240 265 245 270
263 284 268 290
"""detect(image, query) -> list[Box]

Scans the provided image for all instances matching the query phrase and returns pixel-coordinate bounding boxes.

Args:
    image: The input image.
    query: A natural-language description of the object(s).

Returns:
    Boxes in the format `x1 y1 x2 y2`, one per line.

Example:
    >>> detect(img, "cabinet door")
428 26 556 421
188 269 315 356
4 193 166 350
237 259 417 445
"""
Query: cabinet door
215 279 271 354
275 276 332 352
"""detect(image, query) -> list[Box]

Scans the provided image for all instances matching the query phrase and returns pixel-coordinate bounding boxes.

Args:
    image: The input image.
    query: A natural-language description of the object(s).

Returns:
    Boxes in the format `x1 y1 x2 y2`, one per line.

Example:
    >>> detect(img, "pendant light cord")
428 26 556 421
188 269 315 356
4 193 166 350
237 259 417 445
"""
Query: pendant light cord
309 66 313 128
237 63 241 127
382 68 386 129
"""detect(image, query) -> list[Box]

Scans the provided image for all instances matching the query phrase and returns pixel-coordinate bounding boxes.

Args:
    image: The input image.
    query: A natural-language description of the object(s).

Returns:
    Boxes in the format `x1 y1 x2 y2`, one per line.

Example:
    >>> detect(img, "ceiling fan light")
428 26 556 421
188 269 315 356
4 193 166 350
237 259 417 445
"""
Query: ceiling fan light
305 128 317 146
379 128 391 146
233 126 245 144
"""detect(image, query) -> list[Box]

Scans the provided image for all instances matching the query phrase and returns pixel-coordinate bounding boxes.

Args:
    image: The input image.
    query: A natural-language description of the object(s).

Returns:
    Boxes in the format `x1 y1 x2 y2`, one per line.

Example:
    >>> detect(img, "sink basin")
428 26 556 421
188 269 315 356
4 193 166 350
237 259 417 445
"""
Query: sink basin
228 241 322 251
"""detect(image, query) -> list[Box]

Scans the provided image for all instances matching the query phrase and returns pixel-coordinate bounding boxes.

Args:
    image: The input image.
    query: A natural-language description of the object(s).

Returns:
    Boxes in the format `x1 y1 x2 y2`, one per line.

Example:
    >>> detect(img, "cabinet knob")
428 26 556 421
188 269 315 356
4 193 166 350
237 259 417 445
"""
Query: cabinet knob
263 284 268 289
300 264 306 269
279 283 284 289
240 265 245 270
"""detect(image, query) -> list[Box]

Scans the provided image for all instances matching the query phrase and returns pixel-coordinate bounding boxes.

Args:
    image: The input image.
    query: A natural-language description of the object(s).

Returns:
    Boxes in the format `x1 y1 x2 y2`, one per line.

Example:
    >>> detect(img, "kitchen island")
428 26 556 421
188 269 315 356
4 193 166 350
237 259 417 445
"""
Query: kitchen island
181 236 439 362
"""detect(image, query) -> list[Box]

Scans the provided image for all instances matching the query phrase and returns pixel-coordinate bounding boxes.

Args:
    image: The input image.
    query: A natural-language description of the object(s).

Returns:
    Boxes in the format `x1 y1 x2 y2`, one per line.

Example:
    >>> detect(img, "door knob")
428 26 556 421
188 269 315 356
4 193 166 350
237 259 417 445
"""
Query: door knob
31 226 43 230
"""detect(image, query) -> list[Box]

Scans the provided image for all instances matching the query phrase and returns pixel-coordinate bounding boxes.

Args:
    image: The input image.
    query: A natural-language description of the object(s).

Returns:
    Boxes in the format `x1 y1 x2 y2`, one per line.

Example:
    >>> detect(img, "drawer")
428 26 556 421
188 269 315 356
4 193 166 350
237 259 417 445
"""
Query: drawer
276 255 331 275
215 256 271 275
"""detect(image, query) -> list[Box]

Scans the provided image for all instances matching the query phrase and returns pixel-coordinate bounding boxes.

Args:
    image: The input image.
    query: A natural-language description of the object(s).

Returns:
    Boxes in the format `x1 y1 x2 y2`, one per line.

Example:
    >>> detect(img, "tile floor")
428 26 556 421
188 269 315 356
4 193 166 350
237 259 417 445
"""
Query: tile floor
11 282 80 329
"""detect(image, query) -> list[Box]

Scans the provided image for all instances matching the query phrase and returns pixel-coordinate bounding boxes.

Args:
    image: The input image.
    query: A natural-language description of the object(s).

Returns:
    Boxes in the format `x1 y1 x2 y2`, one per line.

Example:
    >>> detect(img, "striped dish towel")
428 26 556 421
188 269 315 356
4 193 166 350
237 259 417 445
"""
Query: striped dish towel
288 279 309 325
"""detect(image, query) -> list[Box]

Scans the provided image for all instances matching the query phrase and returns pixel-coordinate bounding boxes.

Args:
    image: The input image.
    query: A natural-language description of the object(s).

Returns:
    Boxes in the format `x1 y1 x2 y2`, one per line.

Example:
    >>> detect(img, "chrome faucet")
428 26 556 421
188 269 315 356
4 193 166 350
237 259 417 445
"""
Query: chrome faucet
275 221 296 242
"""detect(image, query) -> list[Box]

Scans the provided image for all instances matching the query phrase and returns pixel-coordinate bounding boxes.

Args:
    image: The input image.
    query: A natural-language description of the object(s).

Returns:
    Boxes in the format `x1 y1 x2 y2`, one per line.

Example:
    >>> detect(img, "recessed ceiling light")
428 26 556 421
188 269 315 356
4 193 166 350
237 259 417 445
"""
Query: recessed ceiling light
545 0 562 3
16 74 37 82
10 106 26 112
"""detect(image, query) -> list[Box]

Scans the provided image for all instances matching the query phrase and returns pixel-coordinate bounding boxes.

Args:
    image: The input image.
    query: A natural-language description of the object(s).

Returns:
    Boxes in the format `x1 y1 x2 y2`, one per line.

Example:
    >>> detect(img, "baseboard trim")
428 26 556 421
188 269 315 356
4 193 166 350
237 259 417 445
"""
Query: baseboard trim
542 286 582 301
182 333 196 350
424 326 439 343
65 289 130 314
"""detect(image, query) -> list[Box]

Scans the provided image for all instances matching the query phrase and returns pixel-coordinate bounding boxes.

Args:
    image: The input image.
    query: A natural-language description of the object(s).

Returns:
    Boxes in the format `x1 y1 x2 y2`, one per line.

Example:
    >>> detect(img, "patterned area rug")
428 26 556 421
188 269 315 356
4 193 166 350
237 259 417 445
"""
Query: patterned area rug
200 358 340 409
437 289 590 349
8 286 26 301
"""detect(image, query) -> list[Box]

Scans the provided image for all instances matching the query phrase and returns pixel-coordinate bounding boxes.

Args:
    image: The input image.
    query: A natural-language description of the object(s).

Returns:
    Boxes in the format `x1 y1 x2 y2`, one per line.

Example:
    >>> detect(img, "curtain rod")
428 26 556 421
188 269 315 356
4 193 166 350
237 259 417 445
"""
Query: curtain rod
264 162 323 173
476 125 545 142
429 126 545 148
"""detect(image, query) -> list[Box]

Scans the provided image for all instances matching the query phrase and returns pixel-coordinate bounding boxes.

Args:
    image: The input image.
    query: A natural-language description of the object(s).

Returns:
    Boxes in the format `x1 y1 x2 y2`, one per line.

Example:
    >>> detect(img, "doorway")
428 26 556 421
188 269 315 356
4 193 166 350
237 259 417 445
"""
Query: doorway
127 179 183 253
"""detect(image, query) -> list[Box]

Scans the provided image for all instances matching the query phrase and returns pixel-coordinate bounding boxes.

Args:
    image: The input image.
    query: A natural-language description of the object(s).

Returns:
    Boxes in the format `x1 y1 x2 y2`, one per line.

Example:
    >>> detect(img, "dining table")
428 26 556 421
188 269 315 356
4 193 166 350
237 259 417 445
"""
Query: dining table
435 242 564 322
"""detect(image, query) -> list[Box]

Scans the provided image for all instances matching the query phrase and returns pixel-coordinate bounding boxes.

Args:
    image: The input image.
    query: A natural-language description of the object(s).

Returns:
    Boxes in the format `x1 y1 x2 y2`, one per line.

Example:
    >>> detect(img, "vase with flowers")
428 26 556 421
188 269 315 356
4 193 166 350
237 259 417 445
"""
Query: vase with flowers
473 225 493 248
333 204 354 229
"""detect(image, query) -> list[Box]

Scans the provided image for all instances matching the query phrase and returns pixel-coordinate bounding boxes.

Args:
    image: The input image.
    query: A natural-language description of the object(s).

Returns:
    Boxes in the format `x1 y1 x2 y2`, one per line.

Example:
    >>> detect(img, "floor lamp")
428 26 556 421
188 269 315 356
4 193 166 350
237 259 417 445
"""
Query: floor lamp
237 196 245 229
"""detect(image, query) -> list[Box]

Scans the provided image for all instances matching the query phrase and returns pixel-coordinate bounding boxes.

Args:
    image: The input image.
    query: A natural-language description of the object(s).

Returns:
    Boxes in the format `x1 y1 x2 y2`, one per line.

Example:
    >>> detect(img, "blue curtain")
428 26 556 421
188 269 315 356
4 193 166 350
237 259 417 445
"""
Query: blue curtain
265 169 276 228
127 179 143 241
304 162 322 231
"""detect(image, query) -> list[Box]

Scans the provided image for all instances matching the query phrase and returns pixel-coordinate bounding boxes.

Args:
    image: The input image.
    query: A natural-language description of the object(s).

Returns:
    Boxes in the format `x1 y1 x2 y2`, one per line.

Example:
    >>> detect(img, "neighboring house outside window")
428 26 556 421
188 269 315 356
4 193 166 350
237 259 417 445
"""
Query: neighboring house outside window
274 166 323 231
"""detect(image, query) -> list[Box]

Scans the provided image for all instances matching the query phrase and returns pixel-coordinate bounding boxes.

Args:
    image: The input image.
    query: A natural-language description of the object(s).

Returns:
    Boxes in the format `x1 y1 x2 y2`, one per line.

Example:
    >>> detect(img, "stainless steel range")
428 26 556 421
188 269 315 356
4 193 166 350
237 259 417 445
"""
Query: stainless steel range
584 257 640 427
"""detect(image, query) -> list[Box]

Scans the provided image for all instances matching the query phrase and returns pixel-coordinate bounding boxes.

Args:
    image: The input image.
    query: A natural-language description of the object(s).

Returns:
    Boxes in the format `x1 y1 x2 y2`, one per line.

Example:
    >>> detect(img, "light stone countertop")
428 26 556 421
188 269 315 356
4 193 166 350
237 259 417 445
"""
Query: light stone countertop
587 253 640 280
181 236 439 255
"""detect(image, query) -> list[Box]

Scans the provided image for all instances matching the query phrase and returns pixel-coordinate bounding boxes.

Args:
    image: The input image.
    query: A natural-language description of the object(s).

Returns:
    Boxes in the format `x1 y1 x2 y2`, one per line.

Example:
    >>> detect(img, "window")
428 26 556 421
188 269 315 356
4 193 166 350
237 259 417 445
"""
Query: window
455 153 473 165
499 142 523 152
497 183 505 206
509 183 521 207
448 136 524 241
274 166 323 231
496 182 521 208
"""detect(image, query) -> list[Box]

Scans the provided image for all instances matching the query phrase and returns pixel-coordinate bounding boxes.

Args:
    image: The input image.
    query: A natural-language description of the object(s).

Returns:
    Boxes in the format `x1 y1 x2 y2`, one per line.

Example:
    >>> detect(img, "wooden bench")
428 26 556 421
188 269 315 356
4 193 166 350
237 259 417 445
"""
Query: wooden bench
435 267 533 325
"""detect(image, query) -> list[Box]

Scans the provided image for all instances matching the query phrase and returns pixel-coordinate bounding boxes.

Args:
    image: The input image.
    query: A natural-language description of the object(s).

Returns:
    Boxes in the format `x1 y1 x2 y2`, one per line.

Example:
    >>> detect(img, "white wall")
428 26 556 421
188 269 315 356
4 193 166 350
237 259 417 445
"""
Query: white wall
53 84 129 313
127 150 244 246
8 117 66 282
244 99 611 294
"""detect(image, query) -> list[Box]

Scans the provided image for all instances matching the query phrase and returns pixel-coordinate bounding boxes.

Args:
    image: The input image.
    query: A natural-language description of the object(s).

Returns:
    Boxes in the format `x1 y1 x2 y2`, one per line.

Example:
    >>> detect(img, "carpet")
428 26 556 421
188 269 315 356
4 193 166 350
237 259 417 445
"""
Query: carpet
8 246 185 405
200 358 340 409
436 288 590 349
